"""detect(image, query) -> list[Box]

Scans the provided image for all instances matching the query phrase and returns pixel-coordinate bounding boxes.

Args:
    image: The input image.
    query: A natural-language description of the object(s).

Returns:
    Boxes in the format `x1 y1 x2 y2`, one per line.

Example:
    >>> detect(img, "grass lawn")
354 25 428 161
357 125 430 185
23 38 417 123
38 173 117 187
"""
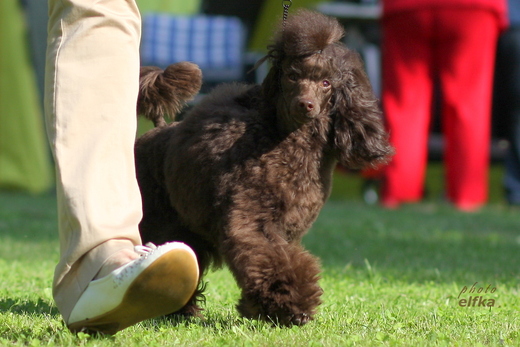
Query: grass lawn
0 164 519 346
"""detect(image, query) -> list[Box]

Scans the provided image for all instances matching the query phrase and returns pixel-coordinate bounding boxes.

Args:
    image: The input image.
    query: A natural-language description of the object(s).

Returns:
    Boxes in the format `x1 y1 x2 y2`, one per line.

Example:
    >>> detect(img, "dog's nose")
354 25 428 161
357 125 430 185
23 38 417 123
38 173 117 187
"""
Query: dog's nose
299 100 315 112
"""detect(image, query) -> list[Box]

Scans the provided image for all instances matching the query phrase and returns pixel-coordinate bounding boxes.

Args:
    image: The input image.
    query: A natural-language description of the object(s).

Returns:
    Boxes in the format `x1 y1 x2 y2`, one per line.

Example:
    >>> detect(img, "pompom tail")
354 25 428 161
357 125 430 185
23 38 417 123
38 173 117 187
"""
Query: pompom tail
137 62 202 127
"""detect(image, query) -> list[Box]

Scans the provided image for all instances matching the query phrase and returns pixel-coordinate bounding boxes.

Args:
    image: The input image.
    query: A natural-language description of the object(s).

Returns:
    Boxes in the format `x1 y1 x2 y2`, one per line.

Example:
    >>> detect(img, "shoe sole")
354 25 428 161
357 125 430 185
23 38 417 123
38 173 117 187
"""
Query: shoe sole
67 248 199 335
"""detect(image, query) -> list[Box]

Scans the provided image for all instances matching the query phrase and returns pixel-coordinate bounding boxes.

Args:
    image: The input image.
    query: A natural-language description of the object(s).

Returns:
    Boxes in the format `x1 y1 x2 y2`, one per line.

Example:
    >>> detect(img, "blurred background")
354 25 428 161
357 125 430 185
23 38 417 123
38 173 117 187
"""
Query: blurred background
0 0 510 202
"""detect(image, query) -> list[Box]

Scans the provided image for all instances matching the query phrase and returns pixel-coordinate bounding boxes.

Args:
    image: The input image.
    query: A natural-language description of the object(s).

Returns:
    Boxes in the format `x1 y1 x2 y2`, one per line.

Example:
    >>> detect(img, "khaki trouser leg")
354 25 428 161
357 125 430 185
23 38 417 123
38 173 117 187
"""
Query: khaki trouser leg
45 0 142 322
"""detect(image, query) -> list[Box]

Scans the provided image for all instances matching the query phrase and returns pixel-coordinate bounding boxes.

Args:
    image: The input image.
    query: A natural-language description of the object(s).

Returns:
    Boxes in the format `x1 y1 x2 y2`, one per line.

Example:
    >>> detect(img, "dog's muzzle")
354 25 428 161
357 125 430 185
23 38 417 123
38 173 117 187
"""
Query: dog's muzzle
291 97 320 122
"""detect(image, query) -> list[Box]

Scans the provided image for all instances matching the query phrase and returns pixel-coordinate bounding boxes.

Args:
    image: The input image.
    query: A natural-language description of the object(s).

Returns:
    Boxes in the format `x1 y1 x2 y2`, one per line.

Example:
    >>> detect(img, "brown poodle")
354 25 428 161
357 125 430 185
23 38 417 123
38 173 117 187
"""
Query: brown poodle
135 9 393 326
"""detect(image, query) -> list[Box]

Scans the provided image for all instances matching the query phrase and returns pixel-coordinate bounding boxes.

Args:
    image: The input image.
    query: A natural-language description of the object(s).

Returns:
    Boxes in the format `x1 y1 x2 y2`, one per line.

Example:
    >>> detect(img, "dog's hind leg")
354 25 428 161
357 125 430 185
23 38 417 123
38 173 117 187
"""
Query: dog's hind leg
136 170 211 318
222 226 323 326
166 233 217 319
140 211 213 318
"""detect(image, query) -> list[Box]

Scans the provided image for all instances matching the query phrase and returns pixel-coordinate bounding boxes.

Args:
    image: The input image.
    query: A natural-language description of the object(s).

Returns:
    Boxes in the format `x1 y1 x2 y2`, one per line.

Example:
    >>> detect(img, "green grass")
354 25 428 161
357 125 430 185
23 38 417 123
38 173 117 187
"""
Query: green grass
0 166 519 346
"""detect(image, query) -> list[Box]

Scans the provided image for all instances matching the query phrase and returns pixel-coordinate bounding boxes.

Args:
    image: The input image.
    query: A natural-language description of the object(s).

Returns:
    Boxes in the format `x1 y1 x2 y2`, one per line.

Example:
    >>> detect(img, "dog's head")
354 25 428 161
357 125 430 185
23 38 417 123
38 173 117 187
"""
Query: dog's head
262 9 393 169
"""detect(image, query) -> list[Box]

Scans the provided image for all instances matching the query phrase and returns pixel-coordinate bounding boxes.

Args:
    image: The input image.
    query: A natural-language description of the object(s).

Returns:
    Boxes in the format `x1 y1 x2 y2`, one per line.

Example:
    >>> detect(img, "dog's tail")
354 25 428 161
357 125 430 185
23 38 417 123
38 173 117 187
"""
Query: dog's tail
137 62 202 127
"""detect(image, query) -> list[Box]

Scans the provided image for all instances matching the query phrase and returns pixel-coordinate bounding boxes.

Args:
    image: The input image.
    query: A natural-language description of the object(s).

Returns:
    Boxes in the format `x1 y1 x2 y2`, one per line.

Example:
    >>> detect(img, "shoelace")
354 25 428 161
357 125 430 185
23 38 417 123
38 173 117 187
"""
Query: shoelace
134 242 157 257
111 243 159 287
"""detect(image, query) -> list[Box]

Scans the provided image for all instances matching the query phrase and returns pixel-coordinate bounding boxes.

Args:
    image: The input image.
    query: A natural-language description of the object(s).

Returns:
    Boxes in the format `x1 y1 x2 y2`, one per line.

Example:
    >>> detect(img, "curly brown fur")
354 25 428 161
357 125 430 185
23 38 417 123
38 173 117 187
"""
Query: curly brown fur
137 62 202 127
135 9 393 326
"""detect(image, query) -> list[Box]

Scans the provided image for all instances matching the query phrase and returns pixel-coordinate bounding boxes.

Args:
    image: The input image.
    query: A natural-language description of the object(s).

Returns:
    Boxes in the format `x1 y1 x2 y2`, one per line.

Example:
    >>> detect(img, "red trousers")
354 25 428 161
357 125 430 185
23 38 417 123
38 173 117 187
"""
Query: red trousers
381 8 500 210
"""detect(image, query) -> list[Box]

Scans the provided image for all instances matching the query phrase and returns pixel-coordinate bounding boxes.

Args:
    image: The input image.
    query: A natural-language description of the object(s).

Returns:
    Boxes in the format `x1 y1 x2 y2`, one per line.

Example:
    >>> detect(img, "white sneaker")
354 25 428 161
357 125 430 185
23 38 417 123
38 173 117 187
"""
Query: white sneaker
67 242 199 334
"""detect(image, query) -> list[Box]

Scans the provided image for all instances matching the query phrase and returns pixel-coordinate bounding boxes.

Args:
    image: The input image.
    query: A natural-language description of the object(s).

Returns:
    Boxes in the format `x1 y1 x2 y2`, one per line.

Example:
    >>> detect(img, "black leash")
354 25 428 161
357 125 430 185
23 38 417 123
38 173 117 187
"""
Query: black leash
282 0 292 30
248 0 294 74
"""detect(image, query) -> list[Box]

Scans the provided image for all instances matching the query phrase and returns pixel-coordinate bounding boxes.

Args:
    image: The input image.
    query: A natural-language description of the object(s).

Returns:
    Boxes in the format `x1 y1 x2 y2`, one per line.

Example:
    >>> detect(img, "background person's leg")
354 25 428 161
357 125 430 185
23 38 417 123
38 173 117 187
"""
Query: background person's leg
495 27 520 205
437 8 499 210
381 10 435 207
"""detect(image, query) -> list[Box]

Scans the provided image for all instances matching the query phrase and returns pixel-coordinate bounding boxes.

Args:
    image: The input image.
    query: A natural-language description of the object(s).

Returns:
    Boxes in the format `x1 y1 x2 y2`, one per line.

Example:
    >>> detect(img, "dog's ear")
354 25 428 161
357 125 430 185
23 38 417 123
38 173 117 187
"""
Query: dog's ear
137 62 202 127
261 65 282 110
332 52 393 169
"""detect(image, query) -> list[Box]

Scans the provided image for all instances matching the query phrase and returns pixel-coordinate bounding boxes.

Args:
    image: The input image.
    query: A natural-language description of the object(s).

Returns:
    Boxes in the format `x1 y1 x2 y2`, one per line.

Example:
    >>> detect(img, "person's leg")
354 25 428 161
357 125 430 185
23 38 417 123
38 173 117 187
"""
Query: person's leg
435 8 499 210
381 10 434 207
45 1 199 333
45 0 144 322
496 27 520 205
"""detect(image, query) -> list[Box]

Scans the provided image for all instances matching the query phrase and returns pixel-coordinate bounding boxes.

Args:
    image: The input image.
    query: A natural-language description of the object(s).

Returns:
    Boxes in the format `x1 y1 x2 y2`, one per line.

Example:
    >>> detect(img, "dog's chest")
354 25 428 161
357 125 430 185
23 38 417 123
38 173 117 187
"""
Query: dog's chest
238 134 327 238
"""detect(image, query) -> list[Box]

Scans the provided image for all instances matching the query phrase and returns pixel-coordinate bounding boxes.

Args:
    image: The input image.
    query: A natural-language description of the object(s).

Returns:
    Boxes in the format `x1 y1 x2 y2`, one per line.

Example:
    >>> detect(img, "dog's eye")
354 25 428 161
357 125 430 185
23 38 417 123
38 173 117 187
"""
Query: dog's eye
287 73 298 82
322 80 331 88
